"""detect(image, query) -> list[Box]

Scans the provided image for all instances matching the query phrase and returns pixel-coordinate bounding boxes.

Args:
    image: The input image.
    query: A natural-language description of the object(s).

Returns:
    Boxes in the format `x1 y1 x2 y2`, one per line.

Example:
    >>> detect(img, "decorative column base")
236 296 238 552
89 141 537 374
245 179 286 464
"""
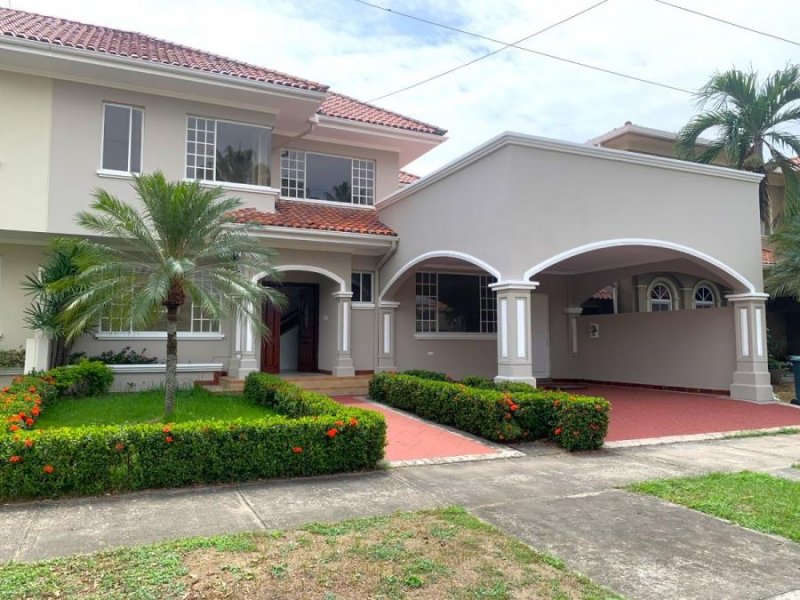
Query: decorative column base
727 293 773 403
229 355 259 380
730 369 774 403
490 281 539 389
494 375 537 386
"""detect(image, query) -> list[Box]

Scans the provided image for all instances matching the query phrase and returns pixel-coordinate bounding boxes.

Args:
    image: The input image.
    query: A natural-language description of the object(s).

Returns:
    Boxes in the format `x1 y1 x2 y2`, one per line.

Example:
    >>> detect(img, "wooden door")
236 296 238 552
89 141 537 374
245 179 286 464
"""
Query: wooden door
296 284 319 372
261 301 281 373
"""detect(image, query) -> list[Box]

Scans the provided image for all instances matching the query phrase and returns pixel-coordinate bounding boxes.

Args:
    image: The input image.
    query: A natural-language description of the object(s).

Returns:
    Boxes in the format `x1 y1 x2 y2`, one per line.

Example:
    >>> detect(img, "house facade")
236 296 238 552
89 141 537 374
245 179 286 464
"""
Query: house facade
0 9 772 402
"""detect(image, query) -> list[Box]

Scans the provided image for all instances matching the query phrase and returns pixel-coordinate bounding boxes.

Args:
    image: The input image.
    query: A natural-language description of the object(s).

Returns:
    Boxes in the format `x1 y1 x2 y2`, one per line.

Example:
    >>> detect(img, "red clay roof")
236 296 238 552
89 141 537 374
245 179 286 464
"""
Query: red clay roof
592 286 613 300
320 93 447 136
0 8 327 92
0 8 446 136
231 201 396 236
398 170 421 185
763 248 776 266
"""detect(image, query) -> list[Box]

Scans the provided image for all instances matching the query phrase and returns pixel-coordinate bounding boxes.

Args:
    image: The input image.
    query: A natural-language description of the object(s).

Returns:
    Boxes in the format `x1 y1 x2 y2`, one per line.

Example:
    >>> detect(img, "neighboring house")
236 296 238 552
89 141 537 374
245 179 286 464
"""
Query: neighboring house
0 9 772 402
589 122 796 357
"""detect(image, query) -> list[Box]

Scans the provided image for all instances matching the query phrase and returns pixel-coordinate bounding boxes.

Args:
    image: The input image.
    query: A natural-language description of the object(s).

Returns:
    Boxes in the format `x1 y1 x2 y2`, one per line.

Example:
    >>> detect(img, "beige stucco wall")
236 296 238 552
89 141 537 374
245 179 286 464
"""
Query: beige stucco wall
0 244 46 350
568 307 736 390
0 72 52 233
378 140 764 296
47 80 401 235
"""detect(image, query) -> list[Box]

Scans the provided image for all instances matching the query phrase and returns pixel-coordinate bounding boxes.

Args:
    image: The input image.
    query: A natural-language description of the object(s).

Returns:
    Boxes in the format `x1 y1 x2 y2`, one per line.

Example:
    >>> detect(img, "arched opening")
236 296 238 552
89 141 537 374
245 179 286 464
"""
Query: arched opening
255 266 346 374
520 239 760 394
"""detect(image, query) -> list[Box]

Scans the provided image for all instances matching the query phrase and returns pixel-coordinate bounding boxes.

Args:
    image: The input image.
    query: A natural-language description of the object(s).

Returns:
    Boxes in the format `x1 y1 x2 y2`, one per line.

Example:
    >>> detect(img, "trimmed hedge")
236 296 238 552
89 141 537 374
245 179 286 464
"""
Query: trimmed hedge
0 372 386 500
369 372 609 451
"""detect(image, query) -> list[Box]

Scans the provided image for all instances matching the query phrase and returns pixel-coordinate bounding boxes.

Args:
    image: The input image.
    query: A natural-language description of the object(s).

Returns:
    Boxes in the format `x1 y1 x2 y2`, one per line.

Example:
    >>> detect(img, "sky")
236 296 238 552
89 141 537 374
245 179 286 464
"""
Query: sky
8 0 800 175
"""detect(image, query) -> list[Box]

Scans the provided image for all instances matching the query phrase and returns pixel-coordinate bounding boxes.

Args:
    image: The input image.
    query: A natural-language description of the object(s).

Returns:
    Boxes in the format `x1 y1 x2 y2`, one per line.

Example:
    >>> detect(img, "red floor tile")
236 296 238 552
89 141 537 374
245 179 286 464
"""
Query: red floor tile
333 396 499 462
587 385 800 441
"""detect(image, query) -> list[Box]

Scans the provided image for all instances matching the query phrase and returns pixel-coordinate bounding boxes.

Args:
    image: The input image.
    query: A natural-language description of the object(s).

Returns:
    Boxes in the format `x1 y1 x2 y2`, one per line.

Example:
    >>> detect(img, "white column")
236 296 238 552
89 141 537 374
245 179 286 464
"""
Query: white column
332 291 356 377
727 293 773 402
564 307 583 355
377 301 399 372
229 306 258 379
490 281 538 386
24 331 50 373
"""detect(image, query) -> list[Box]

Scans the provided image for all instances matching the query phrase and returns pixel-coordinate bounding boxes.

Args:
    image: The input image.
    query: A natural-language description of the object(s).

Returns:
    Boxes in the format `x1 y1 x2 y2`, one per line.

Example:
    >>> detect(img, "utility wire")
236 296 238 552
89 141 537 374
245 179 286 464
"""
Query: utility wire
353 0 694 102
364 0 609 102
653 0 800 48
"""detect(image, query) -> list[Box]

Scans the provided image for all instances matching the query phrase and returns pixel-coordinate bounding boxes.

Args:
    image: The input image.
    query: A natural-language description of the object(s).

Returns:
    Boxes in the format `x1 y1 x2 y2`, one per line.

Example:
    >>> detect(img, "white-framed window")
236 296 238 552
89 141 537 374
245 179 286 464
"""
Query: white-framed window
280 150 376 205
647 280 675 312
351 272 373 303
101 103 143 173
693 281 719 309
186 116 271 187
415 272 497 333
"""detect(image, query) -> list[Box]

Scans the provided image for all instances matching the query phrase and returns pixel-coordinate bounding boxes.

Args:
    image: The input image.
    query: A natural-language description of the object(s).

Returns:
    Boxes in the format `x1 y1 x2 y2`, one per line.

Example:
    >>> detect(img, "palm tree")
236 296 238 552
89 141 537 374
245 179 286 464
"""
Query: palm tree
64 172 283 416
765 211 800 300
22 245 84 368
675 66 800 227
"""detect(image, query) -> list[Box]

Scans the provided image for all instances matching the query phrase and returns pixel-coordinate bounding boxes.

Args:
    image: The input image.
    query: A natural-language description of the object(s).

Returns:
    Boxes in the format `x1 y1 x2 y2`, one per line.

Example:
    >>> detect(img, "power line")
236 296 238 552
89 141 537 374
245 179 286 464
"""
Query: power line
653 0 800 48
353 0 694 102
367 0 610 103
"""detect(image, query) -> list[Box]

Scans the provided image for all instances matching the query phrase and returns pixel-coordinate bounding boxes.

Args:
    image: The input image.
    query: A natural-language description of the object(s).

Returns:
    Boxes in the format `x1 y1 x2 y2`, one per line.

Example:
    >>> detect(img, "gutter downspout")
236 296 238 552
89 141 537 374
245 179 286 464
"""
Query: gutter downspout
275 114 319 150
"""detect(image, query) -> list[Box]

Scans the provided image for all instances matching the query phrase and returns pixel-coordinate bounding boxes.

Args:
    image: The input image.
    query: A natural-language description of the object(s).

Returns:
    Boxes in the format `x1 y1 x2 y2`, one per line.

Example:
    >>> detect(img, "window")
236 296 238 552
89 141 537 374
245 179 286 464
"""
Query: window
102 103 143 173
280 150 375 205
648 282 674 312
186 117 271 186
415 272 497 333
693 282 718 309
351 272 373 303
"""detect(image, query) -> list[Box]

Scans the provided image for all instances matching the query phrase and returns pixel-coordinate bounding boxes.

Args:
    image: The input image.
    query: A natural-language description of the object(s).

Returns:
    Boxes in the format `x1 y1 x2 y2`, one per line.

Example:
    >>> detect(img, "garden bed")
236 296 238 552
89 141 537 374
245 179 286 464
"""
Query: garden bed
0 366 386 500
369 371 610 450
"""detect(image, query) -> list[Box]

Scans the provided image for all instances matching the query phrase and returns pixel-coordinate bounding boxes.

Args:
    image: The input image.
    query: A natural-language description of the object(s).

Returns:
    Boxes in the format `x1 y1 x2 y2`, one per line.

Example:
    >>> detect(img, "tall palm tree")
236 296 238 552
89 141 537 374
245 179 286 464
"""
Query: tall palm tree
765 211 800 300
64 172 283 416
675 66 800 226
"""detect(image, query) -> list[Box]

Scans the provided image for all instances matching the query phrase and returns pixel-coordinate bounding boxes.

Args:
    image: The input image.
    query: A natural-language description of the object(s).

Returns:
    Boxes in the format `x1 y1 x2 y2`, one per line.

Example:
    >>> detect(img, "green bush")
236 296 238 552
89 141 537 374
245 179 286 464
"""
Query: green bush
402 369 451 381
0 374 386 500
47 360 114 397
460 375 495 389
369 372 609 450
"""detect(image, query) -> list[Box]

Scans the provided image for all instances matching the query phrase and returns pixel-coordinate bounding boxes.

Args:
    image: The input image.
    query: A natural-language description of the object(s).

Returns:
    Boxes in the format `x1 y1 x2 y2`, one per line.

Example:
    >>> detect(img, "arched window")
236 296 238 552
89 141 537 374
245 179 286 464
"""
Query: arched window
693 281 719 309
648 281 674 312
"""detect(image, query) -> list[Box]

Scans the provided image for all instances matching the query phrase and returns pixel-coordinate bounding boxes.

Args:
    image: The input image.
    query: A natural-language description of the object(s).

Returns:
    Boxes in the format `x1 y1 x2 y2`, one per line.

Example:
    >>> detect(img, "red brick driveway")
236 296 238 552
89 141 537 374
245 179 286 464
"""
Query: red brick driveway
587 385 800 442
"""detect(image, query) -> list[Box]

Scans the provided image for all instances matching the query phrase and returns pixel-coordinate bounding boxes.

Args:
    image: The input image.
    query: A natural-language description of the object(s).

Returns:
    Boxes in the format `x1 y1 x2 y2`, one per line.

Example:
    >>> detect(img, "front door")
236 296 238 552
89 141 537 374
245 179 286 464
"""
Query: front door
260 283 319 373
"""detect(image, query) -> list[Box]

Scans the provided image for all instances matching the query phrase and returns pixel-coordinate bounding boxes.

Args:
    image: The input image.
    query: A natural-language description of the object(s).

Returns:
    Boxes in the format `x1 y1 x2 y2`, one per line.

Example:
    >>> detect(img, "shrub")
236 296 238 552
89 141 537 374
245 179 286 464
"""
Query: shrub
0 373 387 500
0 348 25 369
460 375 495 389
74 346 160 365
369 372 609 450
46 360 114 397
402 369 451 382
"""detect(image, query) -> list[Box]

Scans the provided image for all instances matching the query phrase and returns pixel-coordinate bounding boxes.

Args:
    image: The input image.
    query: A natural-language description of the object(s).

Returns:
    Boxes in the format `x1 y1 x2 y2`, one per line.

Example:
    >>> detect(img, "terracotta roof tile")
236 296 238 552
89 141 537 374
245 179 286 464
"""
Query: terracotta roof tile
763 248 776 266
231 201 396 236
0 9 446 136
320 93 447 136
0 8 329 91
398 170 421 185
592 286 613 300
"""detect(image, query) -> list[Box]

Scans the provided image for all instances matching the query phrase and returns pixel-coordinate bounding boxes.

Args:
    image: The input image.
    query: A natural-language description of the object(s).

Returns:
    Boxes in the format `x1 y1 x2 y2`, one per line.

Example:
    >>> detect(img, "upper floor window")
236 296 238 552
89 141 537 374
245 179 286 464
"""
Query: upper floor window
648 281 674 312
186 117 271 187
351 272 373 303
693 282 718 309
102 103 143 173
281 150 375 205
416 272 496 333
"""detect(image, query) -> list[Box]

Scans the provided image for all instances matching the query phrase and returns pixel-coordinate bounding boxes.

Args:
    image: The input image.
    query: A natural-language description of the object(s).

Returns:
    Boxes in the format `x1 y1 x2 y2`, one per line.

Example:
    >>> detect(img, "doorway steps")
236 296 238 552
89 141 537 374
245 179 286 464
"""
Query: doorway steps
201 373 371 397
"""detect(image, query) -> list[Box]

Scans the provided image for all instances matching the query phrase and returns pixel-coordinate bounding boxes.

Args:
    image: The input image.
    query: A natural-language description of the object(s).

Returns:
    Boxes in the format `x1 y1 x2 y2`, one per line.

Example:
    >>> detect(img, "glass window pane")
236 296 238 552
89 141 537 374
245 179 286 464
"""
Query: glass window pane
215 121 271 186
361 273 372 303
130 108 143 173
102 104 131 171
306 153 352 202
351 273 362 302
437 274 481 332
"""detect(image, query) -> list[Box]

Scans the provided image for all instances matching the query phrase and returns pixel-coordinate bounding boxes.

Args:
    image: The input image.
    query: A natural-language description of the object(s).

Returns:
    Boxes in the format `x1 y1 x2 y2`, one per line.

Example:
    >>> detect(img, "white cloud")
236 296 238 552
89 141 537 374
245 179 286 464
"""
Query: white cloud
11 0 800 174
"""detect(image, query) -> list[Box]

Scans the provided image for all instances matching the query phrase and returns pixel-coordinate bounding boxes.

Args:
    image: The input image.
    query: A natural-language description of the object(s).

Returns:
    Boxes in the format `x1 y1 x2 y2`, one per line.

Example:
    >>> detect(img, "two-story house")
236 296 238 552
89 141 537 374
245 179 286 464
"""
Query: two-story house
0 8 773 403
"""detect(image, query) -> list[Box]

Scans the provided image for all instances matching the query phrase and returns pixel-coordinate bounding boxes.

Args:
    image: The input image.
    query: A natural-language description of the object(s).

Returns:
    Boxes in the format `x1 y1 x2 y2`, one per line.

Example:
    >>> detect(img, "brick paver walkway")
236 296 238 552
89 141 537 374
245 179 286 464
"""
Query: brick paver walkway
588 385 800 441
334 396 501 463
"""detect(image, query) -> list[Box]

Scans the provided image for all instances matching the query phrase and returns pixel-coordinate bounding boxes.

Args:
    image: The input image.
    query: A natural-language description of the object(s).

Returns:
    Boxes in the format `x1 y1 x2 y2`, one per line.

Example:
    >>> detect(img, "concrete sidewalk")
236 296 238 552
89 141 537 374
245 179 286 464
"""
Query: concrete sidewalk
2 435 799 600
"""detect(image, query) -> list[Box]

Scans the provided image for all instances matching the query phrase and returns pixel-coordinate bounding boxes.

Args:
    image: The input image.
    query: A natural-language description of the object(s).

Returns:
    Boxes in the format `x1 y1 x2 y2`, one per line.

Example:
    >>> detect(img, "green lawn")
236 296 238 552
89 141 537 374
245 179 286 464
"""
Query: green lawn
0 507 620 599
629 471 800 542
36 388 277 428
